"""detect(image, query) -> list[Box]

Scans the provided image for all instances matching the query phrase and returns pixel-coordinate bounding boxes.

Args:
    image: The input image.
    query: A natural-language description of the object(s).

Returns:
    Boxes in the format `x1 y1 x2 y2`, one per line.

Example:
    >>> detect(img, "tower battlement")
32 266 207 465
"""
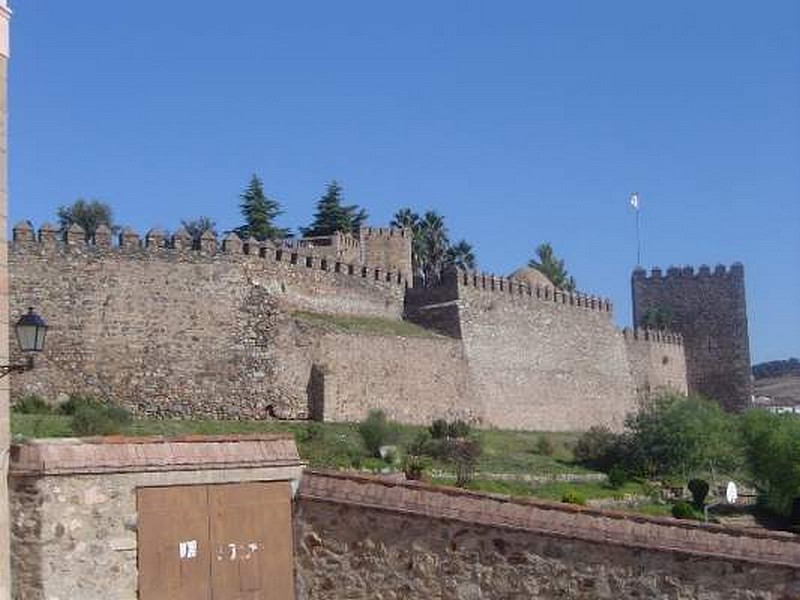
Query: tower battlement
632 263 744 281
631 262 751 411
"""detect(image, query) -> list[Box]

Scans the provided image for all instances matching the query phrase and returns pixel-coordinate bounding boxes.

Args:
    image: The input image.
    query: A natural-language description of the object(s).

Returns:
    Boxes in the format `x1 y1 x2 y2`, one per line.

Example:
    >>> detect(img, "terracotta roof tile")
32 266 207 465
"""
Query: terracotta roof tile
10 434 302 475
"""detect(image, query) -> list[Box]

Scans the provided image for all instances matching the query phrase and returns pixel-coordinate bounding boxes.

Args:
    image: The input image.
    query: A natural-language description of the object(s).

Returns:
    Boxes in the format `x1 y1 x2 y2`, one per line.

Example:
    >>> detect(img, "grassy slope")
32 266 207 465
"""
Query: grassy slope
293 310 439 338
11 415 586 474
11 414 678 516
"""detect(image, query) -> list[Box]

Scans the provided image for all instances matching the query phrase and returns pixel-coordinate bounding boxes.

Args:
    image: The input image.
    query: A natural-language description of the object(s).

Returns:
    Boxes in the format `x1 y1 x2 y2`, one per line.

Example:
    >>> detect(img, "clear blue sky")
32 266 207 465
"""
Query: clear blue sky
8 1 799 363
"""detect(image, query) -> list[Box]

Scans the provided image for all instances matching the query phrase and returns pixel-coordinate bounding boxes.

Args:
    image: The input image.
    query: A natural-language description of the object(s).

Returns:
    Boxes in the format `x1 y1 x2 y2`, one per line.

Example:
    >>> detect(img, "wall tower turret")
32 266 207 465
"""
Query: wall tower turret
631 263 751 411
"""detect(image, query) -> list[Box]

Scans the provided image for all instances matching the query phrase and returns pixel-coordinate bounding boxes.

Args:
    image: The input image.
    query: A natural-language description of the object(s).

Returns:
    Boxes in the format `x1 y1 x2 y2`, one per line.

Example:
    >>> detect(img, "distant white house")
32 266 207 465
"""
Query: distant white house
754 395 800 415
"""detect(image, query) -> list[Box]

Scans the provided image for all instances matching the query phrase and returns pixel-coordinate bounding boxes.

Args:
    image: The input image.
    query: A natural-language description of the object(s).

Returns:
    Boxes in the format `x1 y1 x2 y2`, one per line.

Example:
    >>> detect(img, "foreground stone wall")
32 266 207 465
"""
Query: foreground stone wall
295 471 800 600
8 227 405 417
9 436 303 600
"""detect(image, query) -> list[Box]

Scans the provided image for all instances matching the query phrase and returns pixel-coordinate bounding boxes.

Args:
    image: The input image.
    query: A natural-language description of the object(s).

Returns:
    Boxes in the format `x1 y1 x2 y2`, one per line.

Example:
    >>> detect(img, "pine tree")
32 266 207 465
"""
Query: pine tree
234 174 289 241
301 181 367 237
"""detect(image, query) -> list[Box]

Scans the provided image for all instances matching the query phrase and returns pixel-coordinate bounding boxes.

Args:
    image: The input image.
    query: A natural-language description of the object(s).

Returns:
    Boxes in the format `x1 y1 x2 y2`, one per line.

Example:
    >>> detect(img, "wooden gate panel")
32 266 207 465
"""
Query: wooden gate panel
208 482 295 600
138 486 212 600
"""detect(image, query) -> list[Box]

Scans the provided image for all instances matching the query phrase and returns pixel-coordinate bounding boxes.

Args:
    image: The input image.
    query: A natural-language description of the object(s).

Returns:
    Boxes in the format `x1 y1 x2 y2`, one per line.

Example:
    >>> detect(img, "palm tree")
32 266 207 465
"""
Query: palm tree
393 208 426 281
392 207 478 285
446 240 476 271
528 242 576 292
417 211 450 286
390 208 419 231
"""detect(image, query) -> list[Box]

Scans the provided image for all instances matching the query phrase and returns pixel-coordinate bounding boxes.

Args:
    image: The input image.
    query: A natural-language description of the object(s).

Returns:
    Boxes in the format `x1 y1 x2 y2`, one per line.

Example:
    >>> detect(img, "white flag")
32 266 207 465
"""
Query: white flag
629 192 640 210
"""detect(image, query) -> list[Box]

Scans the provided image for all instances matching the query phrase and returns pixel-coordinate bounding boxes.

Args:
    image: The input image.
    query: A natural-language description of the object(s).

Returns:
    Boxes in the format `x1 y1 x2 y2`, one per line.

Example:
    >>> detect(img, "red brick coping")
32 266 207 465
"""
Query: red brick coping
299 470 800 569
9 434 303 476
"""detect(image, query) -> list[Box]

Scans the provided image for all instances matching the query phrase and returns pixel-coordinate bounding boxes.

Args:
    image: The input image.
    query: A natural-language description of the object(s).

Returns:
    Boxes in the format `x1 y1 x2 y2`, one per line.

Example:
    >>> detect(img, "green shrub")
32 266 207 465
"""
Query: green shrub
536 435 555 457
429 418 449 439
624 394 740 478
58 394 98 416
561 490 586 506
363 457 386 473
451 437 483 487
447 420 471 439
425 438 453 460
688 478 710 509
382 447 398 465
12 394 51 415
358 409 398 458
71 400 131 436
741 410 800 517
406 431 432 457
607 465 627 489
348 449 364 470
402 454 427 480
671 501 698 520
296 422 324 443
574 426 620 470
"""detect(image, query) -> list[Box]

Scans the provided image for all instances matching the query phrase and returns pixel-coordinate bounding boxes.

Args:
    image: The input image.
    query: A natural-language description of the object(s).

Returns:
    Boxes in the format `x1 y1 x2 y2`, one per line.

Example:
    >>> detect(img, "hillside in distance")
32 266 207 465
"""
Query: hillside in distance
753 358 800 405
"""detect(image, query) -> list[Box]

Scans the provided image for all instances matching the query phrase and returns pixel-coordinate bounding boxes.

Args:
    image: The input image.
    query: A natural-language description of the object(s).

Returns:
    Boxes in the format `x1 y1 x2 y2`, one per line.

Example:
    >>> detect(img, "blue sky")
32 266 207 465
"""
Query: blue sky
8 1 799 363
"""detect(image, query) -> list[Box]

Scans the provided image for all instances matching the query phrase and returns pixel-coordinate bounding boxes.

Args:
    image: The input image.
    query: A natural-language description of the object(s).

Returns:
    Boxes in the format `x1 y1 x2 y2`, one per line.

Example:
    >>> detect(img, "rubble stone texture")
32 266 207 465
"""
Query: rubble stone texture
294 472 800 600
9 224 746 430
632 265 752 411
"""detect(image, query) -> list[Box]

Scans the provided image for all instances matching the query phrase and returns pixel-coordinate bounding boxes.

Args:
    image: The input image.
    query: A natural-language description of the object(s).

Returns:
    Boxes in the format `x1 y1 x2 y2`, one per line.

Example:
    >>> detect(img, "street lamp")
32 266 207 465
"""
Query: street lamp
0 307 48 378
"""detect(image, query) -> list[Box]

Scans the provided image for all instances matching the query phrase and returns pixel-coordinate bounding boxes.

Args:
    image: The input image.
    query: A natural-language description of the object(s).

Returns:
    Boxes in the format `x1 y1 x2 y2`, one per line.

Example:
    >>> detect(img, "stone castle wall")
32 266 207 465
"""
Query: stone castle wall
9 221 697 431
456 274 637 431
360 226 413 281
281 231 362 265
313 331 480 424
623 328 688 398
8 436 303 600
295 471 800 599
8 224 408 418
408 271 646 431
632 264 751 411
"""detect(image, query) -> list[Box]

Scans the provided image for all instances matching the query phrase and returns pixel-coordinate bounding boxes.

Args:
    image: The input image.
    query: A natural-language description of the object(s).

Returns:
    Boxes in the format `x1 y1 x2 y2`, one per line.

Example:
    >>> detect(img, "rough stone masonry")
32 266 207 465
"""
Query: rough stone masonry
8 220 749 431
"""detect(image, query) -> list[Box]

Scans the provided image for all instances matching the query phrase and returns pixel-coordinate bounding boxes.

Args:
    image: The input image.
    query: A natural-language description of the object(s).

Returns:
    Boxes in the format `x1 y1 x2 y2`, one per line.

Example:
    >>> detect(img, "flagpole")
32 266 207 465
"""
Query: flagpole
630 192 641 266
636 207 641 266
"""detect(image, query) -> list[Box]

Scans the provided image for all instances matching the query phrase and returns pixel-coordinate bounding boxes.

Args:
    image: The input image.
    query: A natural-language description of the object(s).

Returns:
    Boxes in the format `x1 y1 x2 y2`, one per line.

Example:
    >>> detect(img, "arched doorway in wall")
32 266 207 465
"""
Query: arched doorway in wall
307 364 325 422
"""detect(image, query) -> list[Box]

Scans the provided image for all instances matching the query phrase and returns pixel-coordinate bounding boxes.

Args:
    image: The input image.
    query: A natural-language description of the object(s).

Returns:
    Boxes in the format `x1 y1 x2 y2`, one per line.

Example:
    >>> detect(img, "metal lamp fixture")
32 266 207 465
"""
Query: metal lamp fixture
0 307 48 378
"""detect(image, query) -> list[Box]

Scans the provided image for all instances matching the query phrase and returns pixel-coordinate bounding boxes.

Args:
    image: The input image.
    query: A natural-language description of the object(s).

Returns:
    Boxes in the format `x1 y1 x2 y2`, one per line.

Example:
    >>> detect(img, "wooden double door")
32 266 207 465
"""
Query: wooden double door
137 482 295 600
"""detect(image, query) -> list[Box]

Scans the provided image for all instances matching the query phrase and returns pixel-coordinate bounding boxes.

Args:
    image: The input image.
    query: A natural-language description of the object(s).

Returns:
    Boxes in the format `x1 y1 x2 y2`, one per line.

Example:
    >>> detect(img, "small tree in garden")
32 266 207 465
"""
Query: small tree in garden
688 479 710 509
452 437 483 487
358 409 398 458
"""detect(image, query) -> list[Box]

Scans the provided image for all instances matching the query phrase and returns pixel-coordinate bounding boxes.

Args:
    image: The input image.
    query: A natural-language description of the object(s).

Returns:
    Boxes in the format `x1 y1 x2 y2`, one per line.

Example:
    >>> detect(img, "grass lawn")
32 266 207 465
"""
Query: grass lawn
7 413 686 519
293 310 440 338
11 414 592 476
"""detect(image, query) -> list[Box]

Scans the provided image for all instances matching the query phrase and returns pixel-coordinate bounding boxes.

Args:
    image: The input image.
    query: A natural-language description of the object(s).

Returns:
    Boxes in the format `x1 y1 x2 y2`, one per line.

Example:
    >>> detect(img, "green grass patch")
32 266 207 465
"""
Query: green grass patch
478 429 590 475
527 479 649 502
11 414 74 438
293 311 439 338
9 415 600 479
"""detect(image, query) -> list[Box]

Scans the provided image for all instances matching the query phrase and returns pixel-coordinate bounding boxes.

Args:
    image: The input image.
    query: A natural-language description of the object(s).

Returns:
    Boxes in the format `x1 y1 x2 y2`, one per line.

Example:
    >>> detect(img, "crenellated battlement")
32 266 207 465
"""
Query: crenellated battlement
632 262 744 281
622 327 683 346
282 231 360 251
457 269 614 314
11 221 408 288
359 226 410 239
631 261 750 411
